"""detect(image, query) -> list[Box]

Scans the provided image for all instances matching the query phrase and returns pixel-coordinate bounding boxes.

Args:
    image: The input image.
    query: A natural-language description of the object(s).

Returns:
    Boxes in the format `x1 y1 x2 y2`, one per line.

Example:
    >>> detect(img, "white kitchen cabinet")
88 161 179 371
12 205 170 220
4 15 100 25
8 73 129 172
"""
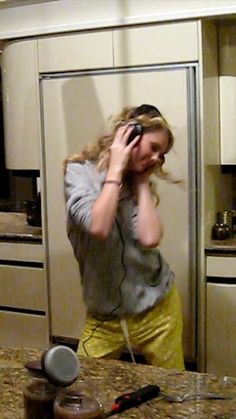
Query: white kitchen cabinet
1 39 40 170
206 282 236 377
219 25 236 165
37 22 198 73
0 242 44 263
0 242 49 348
219 76 236 165
0 265 47 311
206 255 236 376
0 310 48 348
207 255 236 277
113 21 198 67
38 31 113 72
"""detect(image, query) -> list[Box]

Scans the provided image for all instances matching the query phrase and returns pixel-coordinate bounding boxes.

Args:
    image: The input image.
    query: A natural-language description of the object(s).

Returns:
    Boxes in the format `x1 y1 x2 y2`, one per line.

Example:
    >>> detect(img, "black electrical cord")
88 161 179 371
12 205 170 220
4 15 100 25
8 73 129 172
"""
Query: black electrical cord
82 217 127 356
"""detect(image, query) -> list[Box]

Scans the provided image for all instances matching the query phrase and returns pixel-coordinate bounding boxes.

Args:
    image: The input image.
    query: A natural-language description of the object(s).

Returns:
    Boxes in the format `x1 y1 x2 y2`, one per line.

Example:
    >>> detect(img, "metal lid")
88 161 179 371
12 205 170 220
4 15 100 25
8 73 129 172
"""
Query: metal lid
24 359 45 378
41 345 79 386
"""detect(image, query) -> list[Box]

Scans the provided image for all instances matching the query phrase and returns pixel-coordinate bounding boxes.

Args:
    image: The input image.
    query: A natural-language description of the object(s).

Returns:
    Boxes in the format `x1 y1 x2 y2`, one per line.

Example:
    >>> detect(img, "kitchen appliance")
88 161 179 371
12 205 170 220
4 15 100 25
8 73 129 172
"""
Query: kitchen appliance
40 64 199 363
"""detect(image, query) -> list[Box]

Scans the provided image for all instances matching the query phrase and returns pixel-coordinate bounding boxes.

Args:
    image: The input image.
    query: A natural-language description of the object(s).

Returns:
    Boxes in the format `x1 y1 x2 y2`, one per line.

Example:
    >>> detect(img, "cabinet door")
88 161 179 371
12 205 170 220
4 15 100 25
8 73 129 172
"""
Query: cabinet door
219 77 236 164
207 256 236 277
206 282 236 376
41 66 196 360
2 39 40 169
0 310 49 348
0 265 47 311
38 31 113 72
219 26 236 165
113 21 198 66
0 242 44 263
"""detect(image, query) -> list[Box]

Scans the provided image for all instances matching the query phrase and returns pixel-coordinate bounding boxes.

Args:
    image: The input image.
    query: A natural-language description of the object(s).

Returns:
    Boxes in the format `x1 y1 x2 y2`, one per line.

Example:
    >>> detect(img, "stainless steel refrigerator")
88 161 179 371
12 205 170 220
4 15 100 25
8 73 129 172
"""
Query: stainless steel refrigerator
40 64 199 362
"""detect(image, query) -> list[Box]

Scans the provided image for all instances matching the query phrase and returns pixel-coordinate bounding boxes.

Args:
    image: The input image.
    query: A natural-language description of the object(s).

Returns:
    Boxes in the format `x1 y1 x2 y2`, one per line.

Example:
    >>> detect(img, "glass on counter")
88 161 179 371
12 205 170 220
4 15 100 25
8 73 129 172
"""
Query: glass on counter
23 345 81 419
23 372 57 419
53 382 104 419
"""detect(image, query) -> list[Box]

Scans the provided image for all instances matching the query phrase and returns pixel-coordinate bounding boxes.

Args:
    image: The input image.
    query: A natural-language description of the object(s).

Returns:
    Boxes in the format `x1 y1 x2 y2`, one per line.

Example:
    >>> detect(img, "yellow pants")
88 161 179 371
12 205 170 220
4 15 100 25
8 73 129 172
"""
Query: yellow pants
78 284 185 371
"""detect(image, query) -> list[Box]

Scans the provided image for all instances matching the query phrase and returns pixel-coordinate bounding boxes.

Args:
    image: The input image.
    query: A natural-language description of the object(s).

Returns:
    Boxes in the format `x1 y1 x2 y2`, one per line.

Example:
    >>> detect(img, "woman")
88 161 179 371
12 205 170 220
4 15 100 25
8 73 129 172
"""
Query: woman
64 104 184 370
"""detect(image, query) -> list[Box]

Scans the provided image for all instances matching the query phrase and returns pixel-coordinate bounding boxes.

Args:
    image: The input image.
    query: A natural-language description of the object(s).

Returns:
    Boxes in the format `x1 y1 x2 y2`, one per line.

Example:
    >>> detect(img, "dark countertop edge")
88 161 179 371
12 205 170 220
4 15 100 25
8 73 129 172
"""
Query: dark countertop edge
205 244 236 255
205 246 236 254
0 235 42 243
205 238 236 253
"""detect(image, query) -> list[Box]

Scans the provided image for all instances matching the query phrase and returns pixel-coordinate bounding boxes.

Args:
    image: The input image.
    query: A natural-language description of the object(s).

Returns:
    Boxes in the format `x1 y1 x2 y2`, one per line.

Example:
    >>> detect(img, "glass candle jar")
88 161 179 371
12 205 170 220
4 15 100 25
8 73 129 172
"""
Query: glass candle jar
23 374 57 419
53 382 104 419
23 345 81 418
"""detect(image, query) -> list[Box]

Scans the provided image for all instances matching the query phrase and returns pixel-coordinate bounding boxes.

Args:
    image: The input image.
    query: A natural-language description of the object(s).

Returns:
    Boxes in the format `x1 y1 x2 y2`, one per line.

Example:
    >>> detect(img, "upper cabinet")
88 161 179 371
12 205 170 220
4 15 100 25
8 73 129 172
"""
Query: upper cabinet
2 20 236 170
113 21 199 67
2 39 40 170
1 23 198 172
219 25 236 165
38 31 113 72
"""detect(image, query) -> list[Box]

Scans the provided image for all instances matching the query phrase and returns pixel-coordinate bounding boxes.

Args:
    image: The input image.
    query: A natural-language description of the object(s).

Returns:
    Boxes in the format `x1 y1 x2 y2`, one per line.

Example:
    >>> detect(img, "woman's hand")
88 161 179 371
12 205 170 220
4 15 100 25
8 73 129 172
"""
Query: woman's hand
108 124 140 181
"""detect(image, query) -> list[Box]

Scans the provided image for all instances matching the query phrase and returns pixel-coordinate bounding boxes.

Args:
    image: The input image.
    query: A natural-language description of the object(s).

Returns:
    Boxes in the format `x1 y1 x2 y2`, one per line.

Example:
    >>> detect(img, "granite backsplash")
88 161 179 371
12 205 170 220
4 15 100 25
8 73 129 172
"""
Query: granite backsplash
0 212 42 242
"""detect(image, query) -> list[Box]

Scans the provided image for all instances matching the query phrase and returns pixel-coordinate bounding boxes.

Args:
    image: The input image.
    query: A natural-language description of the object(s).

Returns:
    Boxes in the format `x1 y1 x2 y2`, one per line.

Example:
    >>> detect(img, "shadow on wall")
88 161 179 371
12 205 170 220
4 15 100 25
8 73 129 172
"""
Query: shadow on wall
62 76 107 156
61 21 135 156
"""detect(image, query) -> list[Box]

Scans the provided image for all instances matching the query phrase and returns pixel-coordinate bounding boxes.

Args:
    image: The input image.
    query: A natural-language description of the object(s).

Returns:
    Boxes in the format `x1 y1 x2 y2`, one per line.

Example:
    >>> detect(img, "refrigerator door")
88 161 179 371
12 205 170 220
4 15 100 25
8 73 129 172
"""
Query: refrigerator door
206 282 236 376
41 65 197 360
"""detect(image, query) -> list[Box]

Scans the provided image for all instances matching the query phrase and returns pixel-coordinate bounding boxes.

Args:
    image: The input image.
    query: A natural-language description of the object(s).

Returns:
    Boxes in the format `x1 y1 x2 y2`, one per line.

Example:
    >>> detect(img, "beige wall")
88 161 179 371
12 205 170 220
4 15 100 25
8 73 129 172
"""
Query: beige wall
0 0 236 39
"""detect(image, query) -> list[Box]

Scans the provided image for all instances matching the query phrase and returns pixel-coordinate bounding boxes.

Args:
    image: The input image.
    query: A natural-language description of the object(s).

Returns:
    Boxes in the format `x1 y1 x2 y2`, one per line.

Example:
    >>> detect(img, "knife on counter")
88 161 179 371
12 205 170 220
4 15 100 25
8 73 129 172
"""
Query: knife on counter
104 383 234 417
104 384 161 417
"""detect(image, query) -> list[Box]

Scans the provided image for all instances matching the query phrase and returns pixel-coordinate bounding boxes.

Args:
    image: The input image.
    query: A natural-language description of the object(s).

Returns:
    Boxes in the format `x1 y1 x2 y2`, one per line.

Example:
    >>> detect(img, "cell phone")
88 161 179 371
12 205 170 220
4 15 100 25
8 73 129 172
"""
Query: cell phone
127 123 143 144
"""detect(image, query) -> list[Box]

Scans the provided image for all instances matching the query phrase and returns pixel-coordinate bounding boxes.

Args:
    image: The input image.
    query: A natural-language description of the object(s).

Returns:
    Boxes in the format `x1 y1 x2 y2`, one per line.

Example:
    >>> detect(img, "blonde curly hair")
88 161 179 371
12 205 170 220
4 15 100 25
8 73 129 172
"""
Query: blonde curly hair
64 105 175 203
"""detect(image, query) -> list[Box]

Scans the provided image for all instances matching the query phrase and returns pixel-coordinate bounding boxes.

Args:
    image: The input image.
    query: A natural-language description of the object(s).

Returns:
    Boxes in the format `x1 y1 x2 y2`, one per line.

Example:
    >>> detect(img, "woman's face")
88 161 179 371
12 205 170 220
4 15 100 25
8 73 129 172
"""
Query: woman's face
128 128 170 173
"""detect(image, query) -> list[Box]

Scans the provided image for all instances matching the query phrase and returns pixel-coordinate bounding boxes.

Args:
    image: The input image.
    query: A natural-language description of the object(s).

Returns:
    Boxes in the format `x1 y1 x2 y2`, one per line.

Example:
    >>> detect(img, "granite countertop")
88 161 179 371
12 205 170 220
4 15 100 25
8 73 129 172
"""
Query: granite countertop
0 212 42 242
1 347 236 418
205 238 236 253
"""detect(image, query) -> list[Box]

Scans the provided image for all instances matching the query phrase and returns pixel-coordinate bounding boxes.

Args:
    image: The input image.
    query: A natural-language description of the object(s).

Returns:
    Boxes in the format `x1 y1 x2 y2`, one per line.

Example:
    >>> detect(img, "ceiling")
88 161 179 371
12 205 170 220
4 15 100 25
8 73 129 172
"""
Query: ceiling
0 0 56 9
